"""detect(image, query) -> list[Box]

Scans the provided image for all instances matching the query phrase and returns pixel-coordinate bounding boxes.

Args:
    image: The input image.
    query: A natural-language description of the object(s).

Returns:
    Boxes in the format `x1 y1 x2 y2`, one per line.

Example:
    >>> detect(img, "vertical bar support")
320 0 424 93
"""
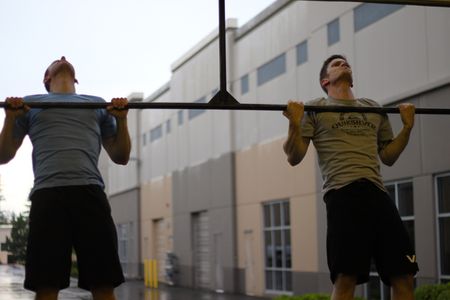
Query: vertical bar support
219 0 226 92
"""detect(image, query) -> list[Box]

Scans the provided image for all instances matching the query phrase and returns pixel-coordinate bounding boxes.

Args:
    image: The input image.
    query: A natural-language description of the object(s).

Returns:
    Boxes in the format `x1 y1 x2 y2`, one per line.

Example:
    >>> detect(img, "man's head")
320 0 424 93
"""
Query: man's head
43 56 78 92
319 54 353 94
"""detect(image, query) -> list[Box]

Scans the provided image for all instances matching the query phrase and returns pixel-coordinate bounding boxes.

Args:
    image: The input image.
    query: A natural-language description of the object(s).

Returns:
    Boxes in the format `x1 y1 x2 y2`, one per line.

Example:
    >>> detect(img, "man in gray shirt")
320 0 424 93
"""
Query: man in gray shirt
0 56 130 300
283 54 418 300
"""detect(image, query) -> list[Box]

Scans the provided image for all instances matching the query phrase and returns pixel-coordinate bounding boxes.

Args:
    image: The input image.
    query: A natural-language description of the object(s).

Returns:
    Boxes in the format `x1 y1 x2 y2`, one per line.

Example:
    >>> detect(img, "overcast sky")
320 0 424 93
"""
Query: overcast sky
0 0 276 214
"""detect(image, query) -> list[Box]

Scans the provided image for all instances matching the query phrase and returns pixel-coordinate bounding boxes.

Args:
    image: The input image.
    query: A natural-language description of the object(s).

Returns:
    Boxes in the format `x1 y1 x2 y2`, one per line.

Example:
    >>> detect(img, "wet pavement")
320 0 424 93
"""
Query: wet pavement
0 265 270 300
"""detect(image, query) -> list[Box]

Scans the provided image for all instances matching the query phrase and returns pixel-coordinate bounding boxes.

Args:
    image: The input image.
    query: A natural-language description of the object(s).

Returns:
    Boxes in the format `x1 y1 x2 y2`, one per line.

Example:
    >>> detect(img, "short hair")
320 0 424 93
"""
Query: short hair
43 68 51 92
319 54 348 94
43 60 59 92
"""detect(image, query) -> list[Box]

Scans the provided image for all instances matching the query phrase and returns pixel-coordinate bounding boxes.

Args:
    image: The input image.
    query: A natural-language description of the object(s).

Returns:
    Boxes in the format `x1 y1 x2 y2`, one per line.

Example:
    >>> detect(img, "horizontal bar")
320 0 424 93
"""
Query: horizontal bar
2 101 450 114
305 0 450 7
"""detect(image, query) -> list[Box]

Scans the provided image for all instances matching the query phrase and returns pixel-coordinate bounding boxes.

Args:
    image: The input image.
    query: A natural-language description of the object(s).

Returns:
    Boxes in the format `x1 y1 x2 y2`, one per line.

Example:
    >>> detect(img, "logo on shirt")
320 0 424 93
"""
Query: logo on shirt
331 113 376 136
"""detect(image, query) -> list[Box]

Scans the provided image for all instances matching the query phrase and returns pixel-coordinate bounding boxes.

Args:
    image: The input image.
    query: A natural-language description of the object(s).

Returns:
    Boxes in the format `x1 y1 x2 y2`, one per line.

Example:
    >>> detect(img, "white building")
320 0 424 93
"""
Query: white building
104 1 450 297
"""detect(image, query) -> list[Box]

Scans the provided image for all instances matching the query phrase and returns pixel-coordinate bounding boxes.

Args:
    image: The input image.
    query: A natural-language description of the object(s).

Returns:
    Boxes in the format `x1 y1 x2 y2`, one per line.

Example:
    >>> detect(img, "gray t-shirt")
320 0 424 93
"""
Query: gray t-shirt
302 97 393 193
13 93 117 195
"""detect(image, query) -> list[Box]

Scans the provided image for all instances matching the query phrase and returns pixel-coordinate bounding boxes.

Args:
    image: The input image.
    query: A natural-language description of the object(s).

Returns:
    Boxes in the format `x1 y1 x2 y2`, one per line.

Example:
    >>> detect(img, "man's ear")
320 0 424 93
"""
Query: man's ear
321 78 329 90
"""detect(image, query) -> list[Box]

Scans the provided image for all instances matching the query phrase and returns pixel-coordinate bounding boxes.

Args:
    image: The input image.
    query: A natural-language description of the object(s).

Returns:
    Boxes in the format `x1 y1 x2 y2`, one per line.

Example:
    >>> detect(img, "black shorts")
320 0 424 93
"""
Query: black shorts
25 185 125 292
324 179 419 286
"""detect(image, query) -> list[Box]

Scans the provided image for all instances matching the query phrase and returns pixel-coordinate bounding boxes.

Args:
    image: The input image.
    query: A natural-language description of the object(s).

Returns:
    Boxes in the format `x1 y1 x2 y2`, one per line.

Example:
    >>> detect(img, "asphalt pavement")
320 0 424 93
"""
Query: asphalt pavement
0 265 270 300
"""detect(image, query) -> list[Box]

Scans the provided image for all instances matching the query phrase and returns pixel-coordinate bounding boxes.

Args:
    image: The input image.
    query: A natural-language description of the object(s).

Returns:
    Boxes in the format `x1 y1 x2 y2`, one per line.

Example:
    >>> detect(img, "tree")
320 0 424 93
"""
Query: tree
2 213 29 264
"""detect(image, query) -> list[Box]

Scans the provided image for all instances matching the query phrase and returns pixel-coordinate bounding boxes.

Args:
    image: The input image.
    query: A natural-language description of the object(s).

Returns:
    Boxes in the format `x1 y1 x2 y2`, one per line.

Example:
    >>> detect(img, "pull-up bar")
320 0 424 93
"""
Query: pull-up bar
309 0 450 7
1 101 450 115
3 0 449 113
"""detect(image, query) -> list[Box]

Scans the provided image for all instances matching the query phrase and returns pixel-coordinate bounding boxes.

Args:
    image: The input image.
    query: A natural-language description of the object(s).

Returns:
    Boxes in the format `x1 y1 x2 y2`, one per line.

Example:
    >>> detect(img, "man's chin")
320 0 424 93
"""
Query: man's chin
52 63 76 77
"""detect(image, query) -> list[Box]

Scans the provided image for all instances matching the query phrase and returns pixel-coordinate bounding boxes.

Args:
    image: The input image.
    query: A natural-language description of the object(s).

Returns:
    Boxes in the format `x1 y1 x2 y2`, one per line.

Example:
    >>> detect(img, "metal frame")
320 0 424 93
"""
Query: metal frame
3 0 450 113
305 0 450 7
2 101 450 114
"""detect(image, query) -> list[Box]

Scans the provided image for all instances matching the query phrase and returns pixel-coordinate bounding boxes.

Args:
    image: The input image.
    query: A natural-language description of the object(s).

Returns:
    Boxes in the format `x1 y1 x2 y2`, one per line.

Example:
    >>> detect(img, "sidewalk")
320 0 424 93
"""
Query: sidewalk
0 264 270 300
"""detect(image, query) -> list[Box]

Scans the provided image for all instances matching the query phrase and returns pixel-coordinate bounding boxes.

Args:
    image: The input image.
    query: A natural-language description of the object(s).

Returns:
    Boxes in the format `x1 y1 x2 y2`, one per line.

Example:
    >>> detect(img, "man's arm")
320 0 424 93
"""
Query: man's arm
0 97 27 164
379 103 415 166
102 98 131 165
283 100 311 166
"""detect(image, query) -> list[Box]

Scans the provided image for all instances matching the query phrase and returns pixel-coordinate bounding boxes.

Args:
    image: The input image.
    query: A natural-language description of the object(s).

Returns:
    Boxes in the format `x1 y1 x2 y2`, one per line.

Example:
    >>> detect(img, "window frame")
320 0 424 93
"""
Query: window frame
263 199 292 294
435 173 450 282
364 179 415 299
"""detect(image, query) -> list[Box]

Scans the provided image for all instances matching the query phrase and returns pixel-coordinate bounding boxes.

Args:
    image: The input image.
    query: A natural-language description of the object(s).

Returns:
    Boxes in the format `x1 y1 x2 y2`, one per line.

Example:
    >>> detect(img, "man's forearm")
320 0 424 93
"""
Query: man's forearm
379 126 412 166
284 122 308 166
112 118 131 163
0 116 20 164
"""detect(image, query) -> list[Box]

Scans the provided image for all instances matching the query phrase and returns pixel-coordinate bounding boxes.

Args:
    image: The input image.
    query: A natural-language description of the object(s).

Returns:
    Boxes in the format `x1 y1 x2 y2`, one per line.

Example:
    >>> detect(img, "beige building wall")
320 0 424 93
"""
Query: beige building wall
236 137 320 295
140 176 173 282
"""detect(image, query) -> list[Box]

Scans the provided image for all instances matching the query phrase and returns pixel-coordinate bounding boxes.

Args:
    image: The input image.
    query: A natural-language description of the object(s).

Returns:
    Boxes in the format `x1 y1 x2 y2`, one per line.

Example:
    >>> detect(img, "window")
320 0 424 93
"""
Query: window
327 18 340 46
354 3 404 32
241 74 249 95
365 180 415 299
188 97 206 120
436 174 450 282
387 181 415 246
117 222 134 276
263 200 292 292
150 125 162 143
178 110 184 126
142 132 147 146
166 119 171 134
296 40 308 65
257 53 286 86
117 223 129 270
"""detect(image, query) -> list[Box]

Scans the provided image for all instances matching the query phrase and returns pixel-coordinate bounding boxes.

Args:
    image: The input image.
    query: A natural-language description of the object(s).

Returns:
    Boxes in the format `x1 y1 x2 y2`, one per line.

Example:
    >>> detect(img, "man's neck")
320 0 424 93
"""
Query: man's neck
50 79 76 94
327 82 354 100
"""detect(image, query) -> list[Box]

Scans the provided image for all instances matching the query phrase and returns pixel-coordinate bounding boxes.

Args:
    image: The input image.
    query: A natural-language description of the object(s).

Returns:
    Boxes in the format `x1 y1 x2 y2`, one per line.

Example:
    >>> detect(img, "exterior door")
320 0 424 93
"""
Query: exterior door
193 211 210 289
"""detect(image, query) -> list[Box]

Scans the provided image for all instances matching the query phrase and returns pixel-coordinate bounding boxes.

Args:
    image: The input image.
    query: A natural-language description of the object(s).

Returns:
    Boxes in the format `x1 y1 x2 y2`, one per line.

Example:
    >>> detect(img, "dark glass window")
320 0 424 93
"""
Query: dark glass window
188 97 206 120
257 54 286 86
178 110 184 126
150 125 162 142
263 200 292 292
296 40 308 65
354 3 404 32
166 119 171 134
327 18 340 46
437 175 450 280
241 74 249 95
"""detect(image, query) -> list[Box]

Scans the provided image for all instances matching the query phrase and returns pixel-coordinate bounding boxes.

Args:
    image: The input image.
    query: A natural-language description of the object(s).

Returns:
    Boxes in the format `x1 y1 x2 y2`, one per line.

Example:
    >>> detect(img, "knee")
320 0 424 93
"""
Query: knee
35 288 59 300
391 274 414 292
333 274 357 295
91 286 116 300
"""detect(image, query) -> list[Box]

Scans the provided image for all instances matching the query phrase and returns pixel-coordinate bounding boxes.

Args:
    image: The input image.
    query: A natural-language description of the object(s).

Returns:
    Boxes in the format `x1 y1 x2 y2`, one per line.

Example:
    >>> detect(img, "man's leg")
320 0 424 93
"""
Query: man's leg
331 274 357 300
390 274 414 300
35 288 58 300
92 286 116 300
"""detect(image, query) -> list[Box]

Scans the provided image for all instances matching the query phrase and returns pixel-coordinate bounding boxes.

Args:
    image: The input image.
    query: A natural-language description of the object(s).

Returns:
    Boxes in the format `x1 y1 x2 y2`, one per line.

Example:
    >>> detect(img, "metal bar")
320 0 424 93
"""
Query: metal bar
303 0 450 7
218 0 227 93
3 101 450 114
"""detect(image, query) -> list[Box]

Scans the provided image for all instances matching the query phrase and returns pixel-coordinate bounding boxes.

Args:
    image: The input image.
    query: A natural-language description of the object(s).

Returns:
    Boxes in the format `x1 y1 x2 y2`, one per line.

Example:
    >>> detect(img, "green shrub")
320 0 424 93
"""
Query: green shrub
437 290 450 300
273 294 365 300
296 294 330 300
415 283 450 300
